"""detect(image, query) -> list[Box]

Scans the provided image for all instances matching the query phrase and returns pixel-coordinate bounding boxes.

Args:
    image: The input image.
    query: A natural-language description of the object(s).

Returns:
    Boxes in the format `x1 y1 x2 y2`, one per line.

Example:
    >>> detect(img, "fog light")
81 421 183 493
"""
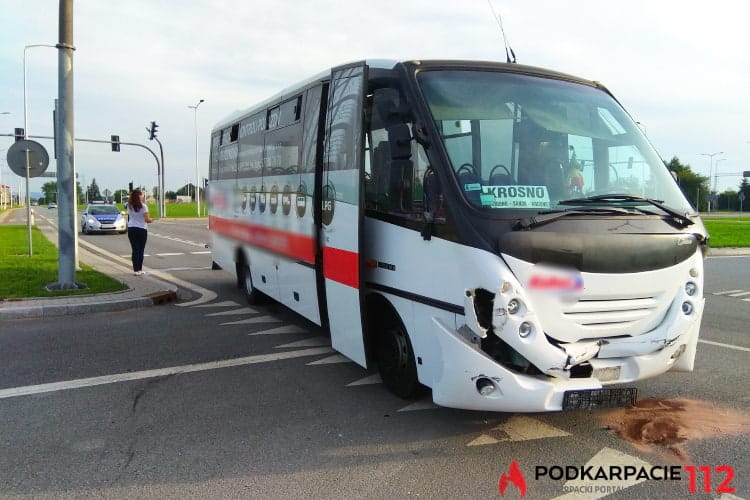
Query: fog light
685 282 697 296
671 344 687 360
500 281 511 293
689 268 699 278
476 377 496 396
681 301 694 315
507 299 521 315
519 321 532 338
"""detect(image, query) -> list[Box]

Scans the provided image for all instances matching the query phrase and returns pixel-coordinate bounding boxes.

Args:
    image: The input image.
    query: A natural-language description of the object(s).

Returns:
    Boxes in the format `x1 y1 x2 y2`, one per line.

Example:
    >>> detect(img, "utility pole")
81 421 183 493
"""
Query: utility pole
48 0 83 290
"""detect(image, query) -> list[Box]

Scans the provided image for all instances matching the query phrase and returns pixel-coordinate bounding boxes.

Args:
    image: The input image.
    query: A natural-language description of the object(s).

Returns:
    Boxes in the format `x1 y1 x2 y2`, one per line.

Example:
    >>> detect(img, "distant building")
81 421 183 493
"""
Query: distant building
0 184 11 209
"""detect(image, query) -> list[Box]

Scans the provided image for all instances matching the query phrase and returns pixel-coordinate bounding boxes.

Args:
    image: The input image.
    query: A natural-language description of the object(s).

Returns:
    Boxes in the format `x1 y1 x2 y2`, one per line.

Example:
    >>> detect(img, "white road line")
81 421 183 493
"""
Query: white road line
247 325 309 336
728 291 750 297
220 315 282 326
699 339 750 352
0 347 334 400
551 447 651 500
467 416 569 446
712 289 745 295
194 301 241 308
275 337 331 349
190 251 211 254
397 399 440 412
205 307 259 316
346 374 382 386
155 252 184 257
306 354 351 365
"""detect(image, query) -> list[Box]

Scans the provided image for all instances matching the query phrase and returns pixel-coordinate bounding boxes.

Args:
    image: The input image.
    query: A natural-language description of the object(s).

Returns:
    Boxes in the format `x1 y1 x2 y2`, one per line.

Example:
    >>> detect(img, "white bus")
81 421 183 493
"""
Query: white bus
208 60 707 412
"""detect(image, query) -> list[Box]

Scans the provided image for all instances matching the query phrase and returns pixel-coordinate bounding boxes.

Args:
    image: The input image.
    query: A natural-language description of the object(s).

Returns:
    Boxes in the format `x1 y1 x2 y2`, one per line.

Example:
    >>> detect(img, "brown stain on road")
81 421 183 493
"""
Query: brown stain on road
601 398 750 462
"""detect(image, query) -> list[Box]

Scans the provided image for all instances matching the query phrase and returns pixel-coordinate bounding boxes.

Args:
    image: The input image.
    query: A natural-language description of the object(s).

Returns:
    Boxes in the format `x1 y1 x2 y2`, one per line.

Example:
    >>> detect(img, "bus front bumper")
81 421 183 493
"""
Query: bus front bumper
427 306 702 412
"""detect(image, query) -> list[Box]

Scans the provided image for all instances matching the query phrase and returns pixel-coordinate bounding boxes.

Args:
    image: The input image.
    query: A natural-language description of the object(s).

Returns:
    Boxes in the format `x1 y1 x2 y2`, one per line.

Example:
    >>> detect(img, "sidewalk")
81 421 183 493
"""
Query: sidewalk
0 208 194 320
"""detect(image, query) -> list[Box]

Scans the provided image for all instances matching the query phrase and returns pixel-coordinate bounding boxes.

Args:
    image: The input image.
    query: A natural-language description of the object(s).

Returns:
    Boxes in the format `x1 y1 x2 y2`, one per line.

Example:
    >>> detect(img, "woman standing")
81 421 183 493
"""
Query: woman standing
126 189 153 275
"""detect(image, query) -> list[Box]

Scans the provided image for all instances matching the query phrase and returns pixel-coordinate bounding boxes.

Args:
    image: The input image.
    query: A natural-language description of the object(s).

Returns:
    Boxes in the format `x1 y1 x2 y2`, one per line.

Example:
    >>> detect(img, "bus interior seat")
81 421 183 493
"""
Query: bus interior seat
458 170 482 205
372 141 391 208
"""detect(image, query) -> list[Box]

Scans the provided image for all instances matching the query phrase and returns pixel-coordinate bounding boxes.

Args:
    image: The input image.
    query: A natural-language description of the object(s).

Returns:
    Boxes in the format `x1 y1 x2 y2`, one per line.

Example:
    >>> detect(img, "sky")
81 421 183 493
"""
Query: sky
1 0 748 197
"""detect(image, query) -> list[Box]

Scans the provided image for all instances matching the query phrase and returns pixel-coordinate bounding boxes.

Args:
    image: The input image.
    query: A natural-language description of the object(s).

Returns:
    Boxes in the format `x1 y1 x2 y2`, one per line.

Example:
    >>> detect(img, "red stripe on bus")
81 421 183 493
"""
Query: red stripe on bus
323 246 360 289
209 216 316 264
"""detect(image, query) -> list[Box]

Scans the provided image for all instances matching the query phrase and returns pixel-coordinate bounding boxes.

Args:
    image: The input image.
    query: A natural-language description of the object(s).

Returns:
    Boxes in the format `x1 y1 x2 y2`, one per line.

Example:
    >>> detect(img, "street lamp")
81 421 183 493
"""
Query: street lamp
700 151 724 213
23 44 57 139
188 99 205 216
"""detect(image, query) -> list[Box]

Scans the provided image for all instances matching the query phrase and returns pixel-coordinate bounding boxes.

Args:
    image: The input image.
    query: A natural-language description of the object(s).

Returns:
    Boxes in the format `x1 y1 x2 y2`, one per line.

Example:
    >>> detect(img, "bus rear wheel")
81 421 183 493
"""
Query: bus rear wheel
376 316 421 399
237 261 263 305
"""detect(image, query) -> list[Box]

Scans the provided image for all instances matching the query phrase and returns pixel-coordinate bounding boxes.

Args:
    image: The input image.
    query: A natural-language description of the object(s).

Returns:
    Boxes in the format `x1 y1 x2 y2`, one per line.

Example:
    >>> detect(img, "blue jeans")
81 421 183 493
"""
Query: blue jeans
127 227 148 272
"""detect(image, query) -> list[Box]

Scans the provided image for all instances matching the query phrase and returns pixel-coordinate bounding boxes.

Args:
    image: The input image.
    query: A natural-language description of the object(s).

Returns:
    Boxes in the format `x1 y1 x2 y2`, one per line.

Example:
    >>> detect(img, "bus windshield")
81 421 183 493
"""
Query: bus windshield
417 70 693 215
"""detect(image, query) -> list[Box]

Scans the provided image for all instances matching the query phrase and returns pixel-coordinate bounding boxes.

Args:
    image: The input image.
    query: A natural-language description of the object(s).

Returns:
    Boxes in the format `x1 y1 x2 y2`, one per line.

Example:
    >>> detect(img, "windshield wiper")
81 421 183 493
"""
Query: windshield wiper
558 194 694 227
514 207 635 230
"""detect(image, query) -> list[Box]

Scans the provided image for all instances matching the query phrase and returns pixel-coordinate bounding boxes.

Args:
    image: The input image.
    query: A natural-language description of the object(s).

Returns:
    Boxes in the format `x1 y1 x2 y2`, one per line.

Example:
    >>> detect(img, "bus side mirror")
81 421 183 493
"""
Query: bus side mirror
387 123 412 160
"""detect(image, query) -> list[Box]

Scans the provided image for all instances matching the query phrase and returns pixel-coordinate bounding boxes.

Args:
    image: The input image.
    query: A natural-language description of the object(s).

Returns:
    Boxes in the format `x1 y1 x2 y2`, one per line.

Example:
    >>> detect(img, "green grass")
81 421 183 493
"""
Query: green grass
107 202 205 218
0 225 127 299
702 217 750 247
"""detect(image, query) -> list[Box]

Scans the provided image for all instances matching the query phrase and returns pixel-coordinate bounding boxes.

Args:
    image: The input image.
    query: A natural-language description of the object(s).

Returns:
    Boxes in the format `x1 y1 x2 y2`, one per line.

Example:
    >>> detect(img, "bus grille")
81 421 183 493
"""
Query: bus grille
560 296 660 329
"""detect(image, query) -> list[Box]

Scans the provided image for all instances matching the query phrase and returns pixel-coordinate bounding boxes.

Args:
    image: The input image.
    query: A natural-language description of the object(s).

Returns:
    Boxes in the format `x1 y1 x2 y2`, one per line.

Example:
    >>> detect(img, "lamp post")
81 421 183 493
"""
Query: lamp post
700 151 723 213
23 44 57 139
188 99 204 216
1 112 9 210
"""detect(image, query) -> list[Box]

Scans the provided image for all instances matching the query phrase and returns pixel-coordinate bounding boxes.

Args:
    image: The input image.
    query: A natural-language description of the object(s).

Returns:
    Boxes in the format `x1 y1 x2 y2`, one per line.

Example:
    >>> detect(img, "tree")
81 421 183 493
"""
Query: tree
41 181 57 204
718 190 738 212
665 157 709 211
114 189 129 204
165 190 177 201
87 178 102 202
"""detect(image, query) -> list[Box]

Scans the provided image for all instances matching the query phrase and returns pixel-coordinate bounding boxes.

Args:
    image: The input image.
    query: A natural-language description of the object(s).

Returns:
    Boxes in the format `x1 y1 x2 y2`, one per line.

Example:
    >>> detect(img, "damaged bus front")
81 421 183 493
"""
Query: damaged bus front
369 61 707 411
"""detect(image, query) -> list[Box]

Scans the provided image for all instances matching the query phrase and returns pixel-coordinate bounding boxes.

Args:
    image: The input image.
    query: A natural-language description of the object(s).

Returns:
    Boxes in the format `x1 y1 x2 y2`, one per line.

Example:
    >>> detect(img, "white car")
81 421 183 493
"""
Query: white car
80 204 127 234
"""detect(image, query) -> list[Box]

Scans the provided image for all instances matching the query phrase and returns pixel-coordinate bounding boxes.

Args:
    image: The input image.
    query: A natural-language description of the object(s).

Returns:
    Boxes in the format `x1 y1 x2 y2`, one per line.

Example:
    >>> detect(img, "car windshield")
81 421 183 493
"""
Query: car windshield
89 205 120 215
417 70 693 214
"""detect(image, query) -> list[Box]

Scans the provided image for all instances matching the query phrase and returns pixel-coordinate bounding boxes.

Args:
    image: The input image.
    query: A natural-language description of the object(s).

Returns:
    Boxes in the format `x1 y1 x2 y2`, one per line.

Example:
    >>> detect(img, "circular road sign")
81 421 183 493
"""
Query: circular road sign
6 140 50 178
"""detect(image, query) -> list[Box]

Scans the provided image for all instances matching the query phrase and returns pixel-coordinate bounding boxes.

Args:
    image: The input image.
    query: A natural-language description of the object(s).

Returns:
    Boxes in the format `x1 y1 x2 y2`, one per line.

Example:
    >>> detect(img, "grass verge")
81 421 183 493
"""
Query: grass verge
702 217 750 248
0 225 127 299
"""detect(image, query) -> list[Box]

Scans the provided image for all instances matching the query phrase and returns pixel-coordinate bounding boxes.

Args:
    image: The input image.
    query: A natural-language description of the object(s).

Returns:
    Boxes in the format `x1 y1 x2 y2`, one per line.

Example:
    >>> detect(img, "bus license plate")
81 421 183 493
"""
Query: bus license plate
562 388 637 410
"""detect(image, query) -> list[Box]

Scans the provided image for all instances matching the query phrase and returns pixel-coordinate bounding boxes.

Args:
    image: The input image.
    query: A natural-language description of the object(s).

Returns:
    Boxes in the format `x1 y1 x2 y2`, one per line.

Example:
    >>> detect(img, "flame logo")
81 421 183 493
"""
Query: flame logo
498 460 526 497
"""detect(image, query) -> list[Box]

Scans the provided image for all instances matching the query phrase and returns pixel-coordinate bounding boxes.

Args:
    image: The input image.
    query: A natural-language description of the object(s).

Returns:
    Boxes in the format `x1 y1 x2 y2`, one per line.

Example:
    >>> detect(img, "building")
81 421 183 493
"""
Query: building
0 184 11 209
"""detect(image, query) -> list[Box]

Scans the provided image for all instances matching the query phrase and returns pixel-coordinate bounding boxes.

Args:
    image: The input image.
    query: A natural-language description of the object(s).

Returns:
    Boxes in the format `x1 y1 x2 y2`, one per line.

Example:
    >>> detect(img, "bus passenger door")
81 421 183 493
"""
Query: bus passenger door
320 62 367 367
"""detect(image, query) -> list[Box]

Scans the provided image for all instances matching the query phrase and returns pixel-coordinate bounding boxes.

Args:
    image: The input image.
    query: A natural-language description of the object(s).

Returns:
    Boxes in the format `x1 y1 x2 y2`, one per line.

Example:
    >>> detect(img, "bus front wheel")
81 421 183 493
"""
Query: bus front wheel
376 316 421 399
237 261 263 305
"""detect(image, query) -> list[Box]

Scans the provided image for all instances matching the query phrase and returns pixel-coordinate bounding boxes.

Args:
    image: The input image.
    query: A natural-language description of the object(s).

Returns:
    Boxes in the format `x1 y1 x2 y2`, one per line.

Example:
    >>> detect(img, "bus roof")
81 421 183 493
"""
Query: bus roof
211 59 606 133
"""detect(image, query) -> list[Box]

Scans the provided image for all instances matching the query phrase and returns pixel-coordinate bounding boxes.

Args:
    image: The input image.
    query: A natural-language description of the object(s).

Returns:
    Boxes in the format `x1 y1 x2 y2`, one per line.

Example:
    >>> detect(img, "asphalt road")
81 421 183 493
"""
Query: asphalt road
1 214 748 499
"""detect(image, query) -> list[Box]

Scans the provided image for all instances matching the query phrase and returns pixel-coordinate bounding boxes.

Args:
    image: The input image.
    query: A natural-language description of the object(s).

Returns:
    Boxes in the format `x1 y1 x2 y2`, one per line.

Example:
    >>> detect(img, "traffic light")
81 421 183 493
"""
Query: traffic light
129 182 134 192
148 121 158 140
204 177 208 188
14 128 24 142
111 135 120 152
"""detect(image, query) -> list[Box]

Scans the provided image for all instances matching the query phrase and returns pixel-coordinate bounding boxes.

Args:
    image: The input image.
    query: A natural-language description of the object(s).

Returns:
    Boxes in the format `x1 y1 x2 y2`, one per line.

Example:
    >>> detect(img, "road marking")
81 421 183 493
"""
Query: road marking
220 315 282 325
194 300 241 308
346 374 382 386
550 447 651 500
155 252 185 257
190 251 211 254
397 399 440 412
712 289 744 295
467 416 569 446
156 266 212 272
0 347 334 400
699 339 750 352
248 325 309 336
205 307 259 316
728 291 750 297
306 354 351 365
275 337 330 349
149 233 207 248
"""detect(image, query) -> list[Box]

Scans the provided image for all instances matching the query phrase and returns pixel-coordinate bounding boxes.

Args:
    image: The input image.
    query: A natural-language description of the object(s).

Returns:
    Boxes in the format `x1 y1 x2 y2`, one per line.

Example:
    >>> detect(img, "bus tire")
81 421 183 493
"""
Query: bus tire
376 313 422 399
236 261 263 305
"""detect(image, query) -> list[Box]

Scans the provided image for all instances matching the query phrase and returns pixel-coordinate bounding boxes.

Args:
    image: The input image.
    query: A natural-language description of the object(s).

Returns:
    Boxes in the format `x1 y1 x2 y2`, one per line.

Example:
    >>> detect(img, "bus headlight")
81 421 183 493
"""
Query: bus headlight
518 321 533 338
681 301 694 315
685 282 698 296
507 299 521 315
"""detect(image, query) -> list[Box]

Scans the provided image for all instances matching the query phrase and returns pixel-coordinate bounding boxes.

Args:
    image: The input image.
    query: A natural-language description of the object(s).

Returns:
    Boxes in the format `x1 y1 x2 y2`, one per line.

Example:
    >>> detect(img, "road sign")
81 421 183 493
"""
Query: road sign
6 140 50 178
744 171 750 177
40 171 57 178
